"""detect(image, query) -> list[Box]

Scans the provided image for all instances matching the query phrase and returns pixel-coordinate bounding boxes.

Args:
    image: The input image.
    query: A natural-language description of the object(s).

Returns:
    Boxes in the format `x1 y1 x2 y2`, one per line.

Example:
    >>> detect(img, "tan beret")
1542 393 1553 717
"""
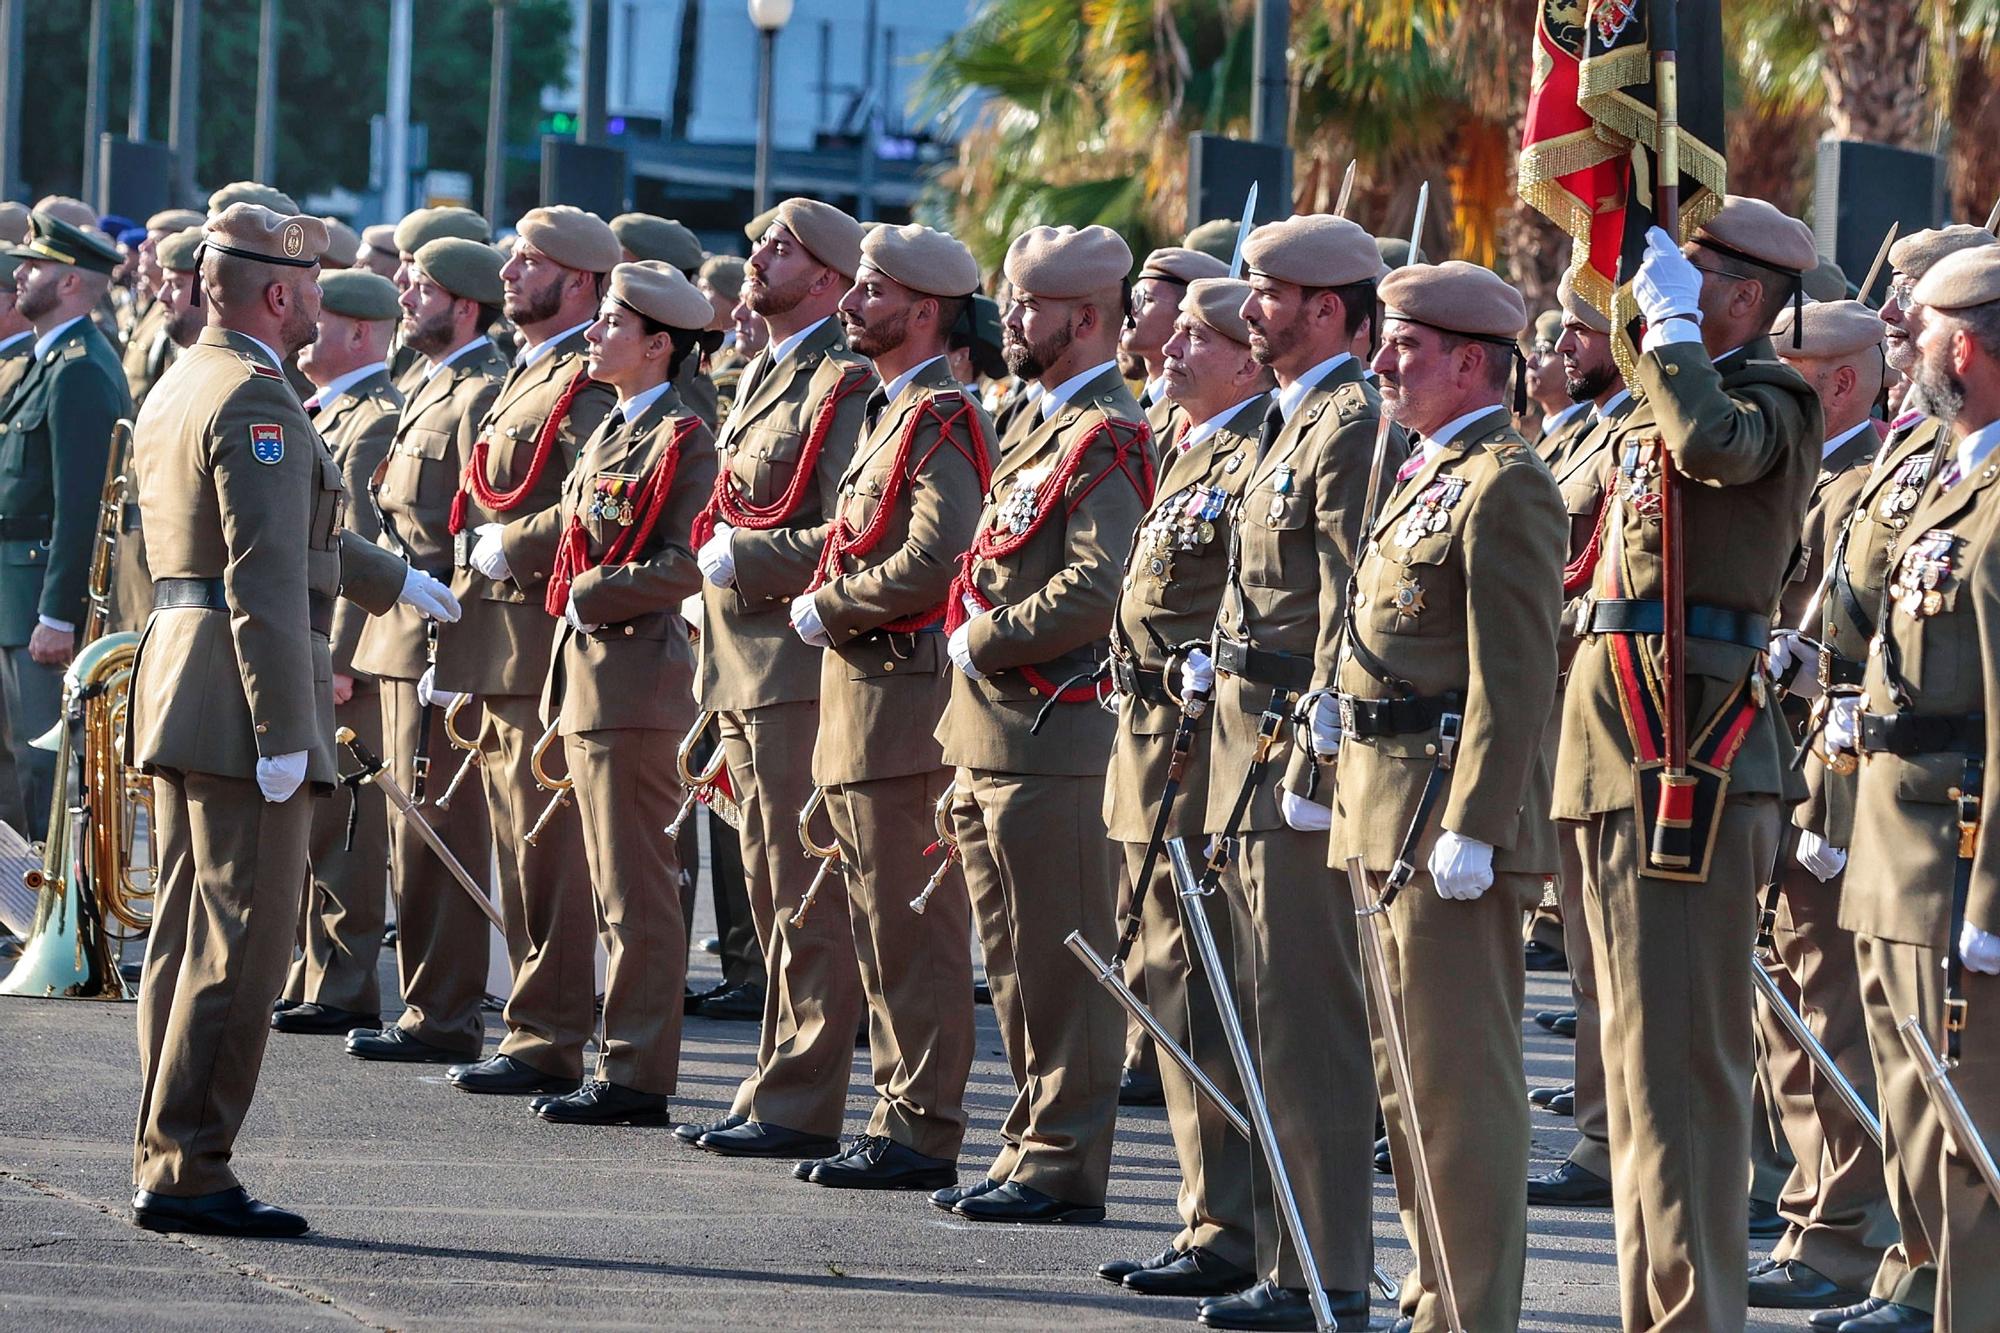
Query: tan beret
205 203 328 268
359 223 397 256
1693 194 1818 274
744 205 781 246
1004 224 1133 300
516 205 620 274
1889 224 1998 282
1180 277 1255 346
393 205 490 255
1139 246 1229 287
609 260 714 330
1557 269 1611 335
320 218 361 267
205 181 299 217
1242 215 1379 288
768 197 865 278
0 201 26 246
412 236 505 306
1530 310 1563 346
1912 245 2000 313
1802 257 1849 303
1379 260 1527 342
156 227 204 273
860 223 980 298
610 212 703 272
1182 218 1237 264
1771 299 1886 360
1376 236 1413 270
33 195 98 230
146 207 204 235
318 269 402 322
698 254 745 302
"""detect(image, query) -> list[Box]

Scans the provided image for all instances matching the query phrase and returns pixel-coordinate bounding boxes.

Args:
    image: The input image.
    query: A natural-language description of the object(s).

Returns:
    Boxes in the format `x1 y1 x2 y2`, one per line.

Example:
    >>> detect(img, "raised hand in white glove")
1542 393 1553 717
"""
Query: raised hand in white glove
1961 920 2000 976
256 749 308 803
1280 787 1332 832
1822 692 1862 756
1795 829 1848 882
469 522 512 581
563 594 599 636
1307 691 1343 759
399 566 462 622
1767 627 1822 701
1180 646 1214 700
697 524 737 588
416 665 464 710
947 618 985 680
1428 829 1496 901
1634 226 1704 351
789 592 832 648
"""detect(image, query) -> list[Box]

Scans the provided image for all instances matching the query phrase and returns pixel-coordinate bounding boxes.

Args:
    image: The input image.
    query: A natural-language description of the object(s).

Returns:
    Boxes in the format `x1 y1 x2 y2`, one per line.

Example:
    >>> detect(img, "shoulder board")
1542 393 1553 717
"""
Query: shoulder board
62 343 87 361
824 346 871 372
927 387 964 407
1331 379 1369 413
241 355 287 380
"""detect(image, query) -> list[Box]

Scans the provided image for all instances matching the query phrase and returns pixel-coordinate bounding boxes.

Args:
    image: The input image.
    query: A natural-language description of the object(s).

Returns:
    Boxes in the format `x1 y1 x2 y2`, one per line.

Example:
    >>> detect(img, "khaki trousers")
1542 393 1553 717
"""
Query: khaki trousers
1938 966 2000 1330
1856 933 1945 1312
379 677 492 1053
955 767 1123 1205
722 702 863 1136
1556 824 1610 1177
484 692 597 1079
567 727 687 1095
133 769 312 1194
1128 838 1255 1267
824 771 973 1160
282 686 388 1015
1580 799 1778 1333
1220 830 1374 1292
1369 866 1533 1333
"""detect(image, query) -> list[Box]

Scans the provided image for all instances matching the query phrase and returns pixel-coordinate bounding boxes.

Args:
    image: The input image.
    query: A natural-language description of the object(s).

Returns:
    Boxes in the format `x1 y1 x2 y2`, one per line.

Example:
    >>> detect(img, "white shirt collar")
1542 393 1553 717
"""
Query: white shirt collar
31 315 86 361
616 380 675 423
1540 399 1588 437
1593 387 1633 421
1039 359 1119 419
424 334 492 381
517 320 593 370
882 354 946 406
1822 419 1874 461
1420 404 1507 459
0 329 31 358
1180 395 1264 454
1144 373 1168 405
1953 418 2000 481
1275 352 1355 423
769 316 830 368
312 360 389 408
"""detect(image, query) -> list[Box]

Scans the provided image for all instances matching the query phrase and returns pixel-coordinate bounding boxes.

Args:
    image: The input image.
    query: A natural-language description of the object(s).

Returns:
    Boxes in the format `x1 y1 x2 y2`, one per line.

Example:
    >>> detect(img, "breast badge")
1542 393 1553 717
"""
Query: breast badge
1138 483 1229 582
1395 475 1466 548
1889 529 1958 619
1876 452 1935 527
1391 573 1426 616
998 466 1050 535
588 473 640 526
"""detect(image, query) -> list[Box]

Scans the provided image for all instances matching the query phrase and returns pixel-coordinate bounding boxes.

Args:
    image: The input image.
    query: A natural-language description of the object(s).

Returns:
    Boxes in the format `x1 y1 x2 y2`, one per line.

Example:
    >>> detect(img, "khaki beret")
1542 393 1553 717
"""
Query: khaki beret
19 208 126 274
319 269 402 322
1180 277 1255 346
698 254 745 303
1182 218 1237 264
33 195 98 230
204 203 328 269
1693 194 1818 274
1912 245 2000 313
1376 236 1413 270
1802 257 1849 303
610 212 703 272
1889 224 1997 282
1242 215 1379 288
0 201 26 246
609 260 714 330
1557 269 1611 335
768 197 865 278
1530 310 1563 346
205 181 299 217
320 218 361 268
412 236 505 307
1004 224 1133 300
1379 260 1527 342
359 223 398 256
1139 246 1228 287
146 207 205 235
516 205 620 274
860 223 980 298
156 227 204 273
744 205 781 246
0 254 18 289
393 206 490 255
1772 299 1886 361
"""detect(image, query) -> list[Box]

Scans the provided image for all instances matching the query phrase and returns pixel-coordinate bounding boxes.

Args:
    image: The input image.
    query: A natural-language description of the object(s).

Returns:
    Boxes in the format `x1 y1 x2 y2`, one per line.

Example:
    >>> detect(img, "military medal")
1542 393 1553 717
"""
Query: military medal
1395 475 1466 548
1267 465 1294 523
590 473 641 525
1878 452 1935 525
998 467 1048 536
1890 529 1956 618
1392 573 1425 615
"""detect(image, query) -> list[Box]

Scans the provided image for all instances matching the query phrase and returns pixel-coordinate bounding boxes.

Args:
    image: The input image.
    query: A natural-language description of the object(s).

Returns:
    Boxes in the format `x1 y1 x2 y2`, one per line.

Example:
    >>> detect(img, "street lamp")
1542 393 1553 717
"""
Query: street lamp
748 0 793 215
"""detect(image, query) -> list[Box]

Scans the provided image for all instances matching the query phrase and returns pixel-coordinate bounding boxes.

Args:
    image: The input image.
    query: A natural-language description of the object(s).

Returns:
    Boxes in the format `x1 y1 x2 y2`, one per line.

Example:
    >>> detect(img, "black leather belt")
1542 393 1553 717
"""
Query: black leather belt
1213 637 1313 693
1338 691 1464 739
0 514 50 540
1586 598 1769 651
155 576 335 637
1819 649 1864 689
1109 656 1171 706
1858 711 1984 757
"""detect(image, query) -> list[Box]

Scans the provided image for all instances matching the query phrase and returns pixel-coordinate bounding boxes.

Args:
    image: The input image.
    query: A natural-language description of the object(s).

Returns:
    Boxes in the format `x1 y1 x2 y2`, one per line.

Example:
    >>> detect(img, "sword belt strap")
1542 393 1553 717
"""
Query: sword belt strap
1950 754 1983 1059
1213 636 1314 693
1818 650 1865 689
1856 711 1985 757
1338 690 1465 740
1108 656 1172 707
156 576 334 637
1586 597 1770 651
0 513 51 539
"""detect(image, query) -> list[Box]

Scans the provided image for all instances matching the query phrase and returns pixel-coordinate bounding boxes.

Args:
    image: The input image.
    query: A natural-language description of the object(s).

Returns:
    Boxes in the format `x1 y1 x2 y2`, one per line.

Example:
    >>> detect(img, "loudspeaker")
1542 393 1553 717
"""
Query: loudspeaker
97 137 173 221
1814 140 1945 293
1187 133 1291 233
540 138 629 217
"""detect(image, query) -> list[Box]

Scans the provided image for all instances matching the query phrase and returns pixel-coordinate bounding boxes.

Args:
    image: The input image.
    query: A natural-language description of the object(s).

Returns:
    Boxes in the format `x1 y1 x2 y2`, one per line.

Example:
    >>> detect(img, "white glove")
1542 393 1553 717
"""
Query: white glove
697 524 738 588
1280 787 1332 832
399 566 462 623
1822 693 1862 756
947 618 985 680
1633 226 1704 344
1767 628 1822 701
1180 647 1214 699
470 522 511 581
789 592 832 648
1308 692 1343 759
563 594 599 636
1795 830 1848 882
1960 920 2000 976
416 665 464 710
256 750 308 803
1428 829 1496 901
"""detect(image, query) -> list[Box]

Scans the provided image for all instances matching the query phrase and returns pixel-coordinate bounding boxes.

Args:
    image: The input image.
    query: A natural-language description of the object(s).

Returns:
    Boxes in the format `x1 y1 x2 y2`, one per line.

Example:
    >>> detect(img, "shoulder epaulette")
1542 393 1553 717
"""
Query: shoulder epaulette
243 357 286 380
1330 379 1370 420
929 386 964 407
62 343 87 362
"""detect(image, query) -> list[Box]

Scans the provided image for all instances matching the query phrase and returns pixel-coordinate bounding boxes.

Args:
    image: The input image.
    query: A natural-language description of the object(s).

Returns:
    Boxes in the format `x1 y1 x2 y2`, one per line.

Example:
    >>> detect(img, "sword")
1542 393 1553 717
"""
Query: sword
1227 182 1260 279
1408 180 1430 263
336 725 505 935
1857 222 1899 306
1985 192 2000 234
1334 160 1358 220
1752 955 1882 1148
1899 1013 2000 1202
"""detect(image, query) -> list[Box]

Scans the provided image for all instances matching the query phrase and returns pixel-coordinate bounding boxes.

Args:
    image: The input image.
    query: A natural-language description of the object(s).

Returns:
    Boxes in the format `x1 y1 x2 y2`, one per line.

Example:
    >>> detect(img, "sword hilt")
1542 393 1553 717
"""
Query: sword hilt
334 725 384 778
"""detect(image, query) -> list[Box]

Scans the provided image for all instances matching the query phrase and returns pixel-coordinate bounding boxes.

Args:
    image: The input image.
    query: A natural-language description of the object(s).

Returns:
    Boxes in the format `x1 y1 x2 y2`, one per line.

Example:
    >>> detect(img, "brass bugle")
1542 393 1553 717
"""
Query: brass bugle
523 722 572 846
432 692 482 810
666 710 725 838
791 786 841 926
909 784 958 914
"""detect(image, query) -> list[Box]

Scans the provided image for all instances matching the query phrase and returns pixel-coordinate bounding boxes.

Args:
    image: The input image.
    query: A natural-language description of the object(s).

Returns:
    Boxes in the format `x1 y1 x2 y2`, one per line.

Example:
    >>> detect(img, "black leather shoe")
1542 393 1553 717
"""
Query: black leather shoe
1524 940 1569 972
132 1186 308 1238
1838 1301 1932 1331
1526 1160 1613 1206
806 1135 956 1190
973 980 992 1005
699 935 721 955
1529 1082 1573 1108
1389 1319 1413 1333
1813 1297 1887 1330
1098 1245 1180 1284
684 983 722 1014
1533 1008 1575 1032
536 1079 669 1124
1122 1245 1255 1297
1547 1089 1575 1116
1119 1065 1166 1107
448 1054 580 1095
272 1002 379 1035
1551 1013 1577 1038
695 981 766 1021
345 1026 475 1064
272 996 303 1014
1373 1135 1392 1175
675 1112 745 1144
1749 1260 1867 1310
932 1177 1001 1212
793 1136 865 1182
697 1120 839 1158
953 1180 1103 1224
1198 1280 1369 1330
1748 1195 1787 1240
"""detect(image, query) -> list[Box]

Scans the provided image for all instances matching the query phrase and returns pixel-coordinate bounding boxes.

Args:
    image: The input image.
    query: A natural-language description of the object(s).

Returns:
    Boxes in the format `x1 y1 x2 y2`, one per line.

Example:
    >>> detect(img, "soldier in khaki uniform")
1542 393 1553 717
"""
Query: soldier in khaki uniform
320 218 361 271
685 199 876 1159
1327 261 1564 1333
126 206 455 1236
1125 247 1228 442
386 208 492 388
1556 197 1823 1333
610 213 720 428
930 224 1150 1224
357 224 399 281
270 271 408 1034
344 239 508 1066
735 223 988 1190
119 209 204 413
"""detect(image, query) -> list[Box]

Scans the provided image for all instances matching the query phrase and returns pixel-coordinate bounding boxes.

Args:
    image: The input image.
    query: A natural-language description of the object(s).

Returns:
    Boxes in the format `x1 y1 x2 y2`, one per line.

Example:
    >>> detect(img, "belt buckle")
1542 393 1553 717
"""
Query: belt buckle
1337 693 1357 740
453 529 471 569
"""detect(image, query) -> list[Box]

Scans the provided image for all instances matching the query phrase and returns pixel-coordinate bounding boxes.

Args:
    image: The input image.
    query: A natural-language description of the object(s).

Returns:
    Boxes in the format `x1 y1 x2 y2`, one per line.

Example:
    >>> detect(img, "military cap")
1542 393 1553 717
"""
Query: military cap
1379 261 1527 342
1692 194 1817 274
1889 224 1997 282
1182 218 1237 264
0 254 19 289
15 208 123 275
1005 224 1133 299
1180 277 1255 346
321 218 361 268
1802 257 1849 303
359 223 397 256
767 197 865 278
1530 309 1563 347
1242 215 1379 288
744 205 782 246
33 195 98 230
610 212 703 272
319 269 402 322
99 213 138 239
1139 246 1228 286
204 204 328 270
1772 299 1886 360
699 254 746 303
609 260 714 330
411 236 505 306
0 202 27 245
206 180 300 217
156 227 205 273
517 205 620 274
860 223 980 298
1557 268 1610 335
117 227 147 250
393 206 491 255
1376 236 1413 270
1912 245 2000 313
147 207 205 234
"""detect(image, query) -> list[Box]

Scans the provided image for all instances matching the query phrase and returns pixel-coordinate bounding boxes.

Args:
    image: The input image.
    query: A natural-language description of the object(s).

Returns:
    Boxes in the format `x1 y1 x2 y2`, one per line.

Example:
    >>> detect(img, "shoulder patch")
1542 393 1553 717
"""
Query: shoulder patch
249 423 285 464
244 357 286 380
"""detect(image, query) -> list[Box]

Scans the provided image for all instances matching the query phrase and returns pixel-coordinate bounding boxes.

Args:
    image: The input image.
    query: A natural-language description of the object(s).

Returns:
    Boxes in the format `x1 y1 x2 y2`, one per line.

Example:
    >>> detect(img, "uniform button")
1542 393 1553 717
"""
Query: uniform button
623 626 634 636
882 661 895 671
1665 364 1681 376
255 722 268 734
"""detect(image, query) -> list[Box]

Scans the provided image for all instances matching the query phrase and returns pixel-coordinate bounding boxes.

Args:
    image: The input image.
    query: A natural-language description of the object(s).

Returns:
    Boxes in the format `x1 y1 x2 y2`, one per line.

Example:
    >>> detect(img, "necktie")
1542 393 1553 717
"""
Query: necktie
604 409 627 438
302 395 322 414
1395 448 1428 482
1937 459 1963 492
1256 400 1284 460
864 388 889 433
